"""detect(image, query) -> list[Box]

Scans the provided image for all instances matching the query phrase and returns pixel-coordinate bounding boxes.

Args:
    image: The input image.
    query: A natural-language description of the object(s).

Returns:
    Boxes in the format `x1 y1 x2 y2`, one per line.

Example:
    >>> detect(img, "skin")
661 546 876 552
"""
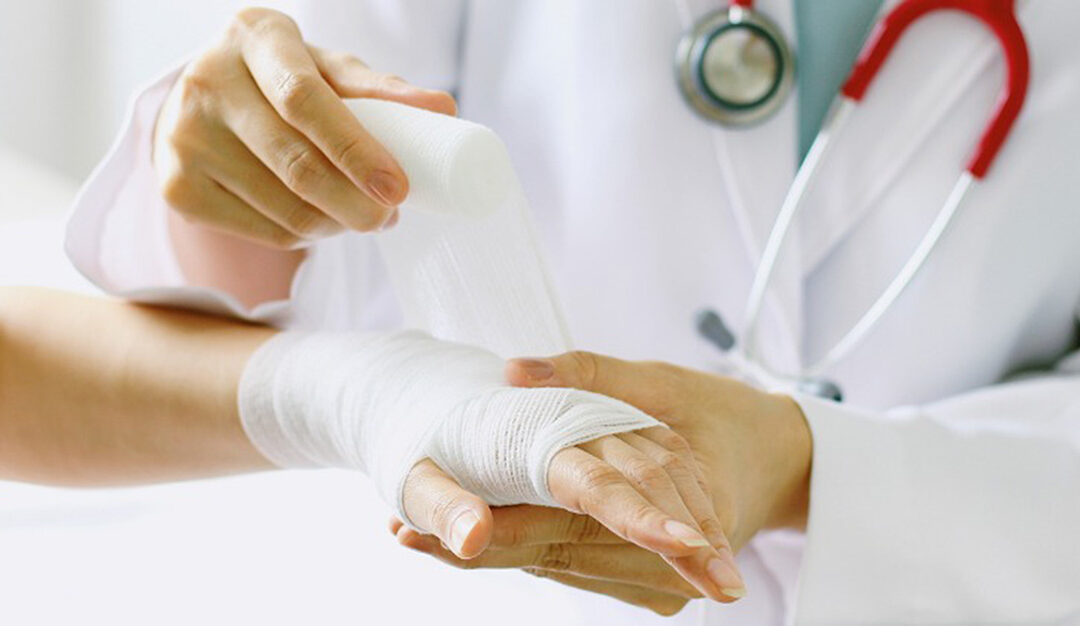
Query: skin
394 350 813 616
0 287 746 599
154 7 455 307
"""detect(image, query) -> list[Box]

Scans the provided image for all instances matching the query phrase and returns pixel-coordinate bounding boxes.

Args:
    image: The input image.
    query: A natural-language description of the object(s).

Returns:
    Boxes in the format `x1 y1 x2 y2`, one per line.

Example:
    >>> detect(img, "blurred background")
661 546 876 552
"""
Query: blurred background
0 1 624 624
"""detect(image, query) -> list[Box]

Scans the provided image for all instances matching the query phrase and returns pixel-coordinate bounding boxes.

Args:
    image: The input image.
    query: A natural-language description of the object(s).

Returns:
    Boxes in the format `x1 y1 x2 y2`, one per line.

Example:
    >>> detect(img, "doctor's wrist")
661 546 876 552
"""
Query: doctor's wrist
761 394 812 532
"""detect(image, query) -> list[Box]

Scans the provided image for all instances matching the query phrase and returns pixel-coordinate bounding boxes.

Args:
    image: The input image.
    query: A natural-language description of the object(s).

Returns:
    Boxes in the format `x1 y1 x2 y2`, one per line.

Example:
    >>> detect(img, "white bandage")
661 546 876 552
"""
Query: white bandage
239 331 659 522
239 100 661 525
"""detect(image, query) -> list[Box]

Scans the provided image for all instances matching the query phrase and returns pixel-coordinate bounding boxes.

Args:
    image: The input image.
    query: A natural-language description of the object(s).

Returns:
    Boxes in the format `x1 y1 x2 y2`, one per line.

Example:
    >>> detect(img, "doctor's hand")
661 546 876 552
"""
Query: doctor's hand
153 7 456 249
394 352 813 614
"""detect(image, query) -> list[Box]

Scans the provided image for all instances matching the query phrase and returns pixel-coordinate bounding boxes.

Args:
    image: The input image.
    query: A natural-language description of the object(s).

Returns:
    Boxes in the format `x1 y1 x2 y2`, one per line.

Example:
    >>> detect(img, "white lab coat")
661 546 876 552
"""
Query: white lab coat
64 0 1080 623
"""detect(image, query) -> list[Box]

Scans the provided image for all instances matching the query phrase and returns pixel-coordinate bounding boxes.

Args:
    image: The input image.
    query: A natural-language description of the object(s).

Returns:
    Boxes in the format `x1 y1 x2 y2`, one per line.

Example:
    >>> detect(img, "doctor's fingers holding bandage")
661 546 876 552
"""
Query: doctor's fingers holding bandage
153 7 455 249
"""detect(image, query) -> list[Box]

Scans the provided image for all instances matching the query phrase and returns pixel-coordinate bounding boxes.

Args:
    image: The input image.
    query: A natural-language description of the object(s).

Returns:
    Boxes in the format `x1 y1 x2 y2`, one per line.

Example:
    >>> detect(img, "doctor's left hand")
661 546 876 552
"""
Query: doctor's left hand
392 352 813 614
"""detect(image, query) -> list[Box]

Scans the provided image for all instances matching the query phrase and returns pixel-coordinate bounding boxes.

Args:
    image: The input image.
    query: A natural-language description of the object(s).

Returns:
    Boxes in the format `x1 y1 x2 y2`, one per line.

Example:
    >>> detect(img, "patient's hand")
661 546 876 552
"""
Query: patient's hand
393 505 701 616
399 425 746 603
394 350 813 613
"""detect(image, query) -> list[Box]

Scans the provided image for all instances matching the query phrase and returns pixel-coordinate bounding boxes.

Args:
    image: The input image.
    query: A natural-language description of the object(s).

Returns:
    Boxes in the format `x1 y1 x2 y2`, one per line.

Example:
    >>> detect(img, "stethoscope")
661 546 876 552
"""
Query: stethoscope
677 0 1030 401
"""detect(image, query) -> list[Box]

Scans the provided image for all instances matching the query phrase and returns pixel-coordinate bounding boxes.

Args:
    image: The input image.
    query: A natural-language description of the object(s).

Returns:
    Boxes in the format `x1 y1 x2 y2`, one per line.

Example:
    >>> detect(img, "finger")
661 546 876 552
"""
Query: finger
218 76 395 232
162 173 304 249
401 458 493 559
236 11 408 206
523 569 690 617
194 131 344 240
507 351 677 414
546 446 704 557
488 505 623 548
398 530 701 599
575 436 743 602
307 45 457 116
622 430 728 549
577 436 701 540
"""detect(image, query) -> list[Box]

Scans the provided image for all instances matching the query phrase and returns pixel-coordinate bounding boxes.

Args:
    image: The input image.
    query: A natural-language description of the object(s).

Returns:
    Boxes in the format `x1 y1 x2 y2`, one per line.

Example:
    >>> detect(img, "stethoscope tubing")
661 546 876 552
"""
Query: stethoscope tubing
698 0 1030 399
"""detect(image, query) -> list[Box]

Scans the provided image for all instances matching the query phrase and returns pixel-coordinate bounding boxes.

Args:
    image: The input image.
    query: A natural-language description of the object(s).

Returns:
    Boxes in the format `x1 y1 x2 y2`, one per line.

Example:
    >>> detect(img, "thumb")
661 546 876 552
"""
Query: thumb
307 45 458 115
506 351 668 411
401 458 493 559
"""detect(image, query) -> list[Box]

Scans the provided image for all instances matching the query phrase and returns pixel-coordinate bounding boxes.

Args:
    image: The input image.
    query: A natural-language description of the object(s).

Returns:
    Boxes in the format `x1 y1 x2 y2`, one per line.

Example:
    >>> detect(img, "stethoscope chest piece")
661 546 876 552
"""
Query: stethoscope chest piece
676 5 795 126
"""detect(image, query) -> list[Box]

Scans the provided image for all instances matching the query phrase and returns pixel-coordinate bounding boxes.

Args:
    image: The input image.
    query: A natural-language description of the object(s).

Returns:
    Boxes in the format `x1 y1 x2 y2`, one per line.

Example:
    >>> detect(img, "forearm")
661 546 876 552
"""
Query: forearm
167 203 305 309
0 286 275 485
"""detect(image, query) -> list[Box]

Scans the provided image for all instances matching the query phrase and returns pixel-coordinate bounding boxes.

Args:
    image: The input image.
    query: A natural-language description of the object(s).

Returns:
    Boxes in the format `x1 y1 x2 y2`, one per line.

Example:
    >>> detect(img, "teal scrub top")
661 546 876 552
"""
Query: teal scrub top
795 0 885 160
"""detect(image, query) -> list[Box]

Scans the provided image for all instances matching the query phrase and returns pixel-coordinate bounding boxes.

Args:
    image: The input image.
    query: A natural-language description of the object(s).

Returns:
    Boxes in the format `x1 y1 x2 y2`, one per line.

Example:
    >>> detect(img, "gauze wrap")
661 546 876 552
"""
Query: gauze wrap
239 100 660 526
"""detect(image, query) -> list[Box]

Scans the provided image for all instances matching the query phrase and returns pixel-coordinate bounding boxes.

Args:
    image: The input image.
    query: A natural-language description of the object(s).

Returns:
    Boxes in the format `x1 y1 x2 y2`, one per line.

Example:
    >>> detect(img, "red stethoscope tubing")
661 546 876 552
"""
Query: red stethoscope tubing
732 0 1031 383
732 0 1029 177
843 0 1029 178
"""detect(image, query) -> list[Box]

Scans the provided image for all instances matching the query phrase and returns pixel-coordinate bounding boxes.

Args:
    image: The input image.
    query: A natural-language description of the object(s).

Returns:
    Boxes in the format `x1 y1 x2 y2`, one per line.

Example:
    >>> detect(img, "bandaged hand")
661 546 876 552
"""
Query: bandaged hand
239 331 744 600
394 350 813 614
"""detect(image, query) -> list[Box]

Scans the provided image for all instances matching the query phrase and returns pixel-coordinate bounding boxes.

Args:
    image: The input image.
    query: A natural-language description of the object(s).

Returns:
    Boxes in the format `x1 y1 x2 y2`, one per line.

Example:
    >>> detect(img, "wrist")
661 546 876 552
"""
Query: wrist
762 394 812 530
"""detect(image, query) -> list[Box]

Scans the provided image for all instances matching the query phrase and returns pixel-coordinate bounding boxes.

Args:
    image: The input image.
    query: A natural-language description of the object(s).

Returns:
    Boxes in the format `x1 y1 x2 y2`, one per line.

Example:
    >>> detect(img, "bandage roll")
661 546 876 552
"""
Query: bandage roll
347 98 571 359
348 99 511 219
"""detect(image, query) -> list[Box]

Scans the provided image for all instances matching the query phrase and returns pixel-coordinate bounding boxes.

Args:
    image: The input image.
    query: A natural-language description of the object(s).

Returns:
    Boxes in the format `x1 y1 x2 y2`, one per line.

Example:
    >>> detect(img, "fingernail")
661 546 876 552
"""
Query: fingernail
517 358 554 382
366 170 405 206
663 520 710 548
449 510 479 555
707 554 747 599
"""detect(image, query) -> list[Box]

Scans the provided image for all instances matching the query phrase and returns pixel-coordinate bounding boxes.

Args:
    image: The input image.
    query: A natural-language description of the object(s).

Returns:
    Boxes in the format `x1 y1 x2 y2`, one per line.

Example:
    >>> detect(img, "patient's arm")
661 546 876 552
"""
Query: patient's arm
0 286 274 484
0 287 744 598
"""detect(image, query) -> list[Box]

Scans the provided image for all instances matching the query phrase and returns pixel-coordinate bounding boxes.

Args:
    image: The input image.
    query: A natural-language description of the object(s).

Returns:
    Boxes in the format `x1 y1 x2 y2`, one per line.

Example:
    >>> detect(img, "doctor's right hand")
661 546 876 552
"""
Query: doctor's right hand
153 7 457 248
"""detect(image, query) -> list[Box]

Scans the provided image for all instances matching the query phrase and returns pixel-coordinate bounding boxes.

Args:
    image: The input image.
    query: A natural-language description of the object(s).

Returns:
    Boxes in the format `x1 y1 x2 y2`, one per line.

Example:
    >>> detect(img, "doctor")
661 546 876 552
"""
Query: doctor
65 0 1080 624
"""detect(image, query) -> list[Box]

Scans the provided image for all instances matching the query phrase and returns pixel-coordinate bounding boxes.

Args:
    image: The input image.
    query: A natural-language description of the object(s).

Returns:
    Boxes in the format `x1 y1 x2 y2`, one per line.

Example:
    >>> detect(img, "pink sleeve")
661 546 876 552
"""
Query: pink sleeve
65 66 185 294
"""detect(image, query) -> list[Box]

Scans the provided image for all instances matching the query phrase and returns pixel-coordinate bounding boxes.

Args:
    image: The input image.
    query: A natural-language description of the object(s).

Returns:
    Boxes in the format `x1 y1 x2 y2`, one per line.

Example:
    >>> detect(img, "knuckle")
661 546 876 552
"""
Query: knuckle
578 463 622 493
565 350 599 387
629 501 660 528
537 544 573 571
175 68 215 104
231 7 291 34
654 428 692 454
159 172 197 211
280 145 327 195
699 518 729 547
275 70 321 120
655 451 687 475
331 134 369 170
626 459 669 491
566 514 605 543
